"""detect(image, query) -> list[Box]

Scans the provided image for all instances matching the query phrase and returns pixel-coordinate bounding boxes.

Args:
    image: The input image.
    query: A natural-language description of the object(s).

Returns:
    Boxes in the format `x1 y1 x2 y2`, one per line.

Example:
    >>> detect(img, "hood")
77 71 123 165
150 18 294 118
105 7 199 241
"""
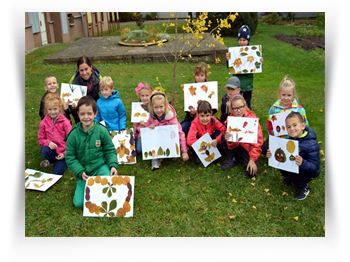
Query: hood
99 90 120 100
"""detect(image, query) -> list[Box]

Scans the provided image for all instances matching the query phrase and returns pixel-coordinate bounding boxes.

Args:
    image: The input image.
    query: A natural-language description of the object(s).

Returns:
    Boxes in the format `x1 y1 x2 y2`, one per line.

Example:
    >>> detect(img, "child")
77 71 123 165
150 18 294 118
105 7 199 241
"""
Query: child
133 82 153 155
221 95 263 178
94 76 127 132
187 100 226 165
38 93 72 175
64 96 119 208
142 91 189 170
266 112 320 200
39 75 71 122
180 62 216 136
261 76 309 155
225 25 264 110
217 76 241 125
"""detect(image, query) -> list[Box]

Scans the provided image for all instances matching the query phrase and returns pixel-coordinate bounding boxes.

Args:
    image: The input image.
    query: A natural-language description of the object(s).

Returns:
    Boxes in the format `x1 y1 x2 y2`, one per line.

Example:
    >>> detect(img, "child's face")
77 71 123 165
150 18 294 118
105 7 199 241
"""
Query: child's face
47 102 60 119
279 86 294 108
101 86 113 99
231 99 246 117
226 87 240 98
139 89 151 104
44 77 59 93
198 111 212 126
78 63 93 81
238 38 249 46
78 104 97 131
152 99 165 119
286 116 305 138
194 72 206 83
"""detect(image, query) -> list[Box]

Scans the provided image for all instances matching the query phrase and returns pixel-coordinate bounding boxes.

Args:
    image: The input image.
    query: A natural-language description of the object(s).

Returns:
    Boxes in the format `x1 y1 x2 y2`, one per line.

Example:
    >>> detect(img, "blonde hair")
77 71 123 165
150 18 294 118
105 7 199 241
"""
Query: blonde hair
229 94 246 114
193 62 208 79
44 93 64 116
278 76 298 101
99 76 114 89
137 83 153 101
149 91 171 116
44 75 57 86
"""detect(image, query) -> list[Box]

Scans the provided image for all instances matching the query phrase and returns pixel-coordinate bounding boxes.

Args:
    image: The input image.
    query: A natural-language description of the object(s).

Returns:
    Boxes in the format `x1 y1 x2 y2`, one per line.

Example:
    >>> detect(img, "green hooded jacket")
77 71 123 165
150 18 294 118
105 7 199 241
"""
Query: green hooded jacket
64 122 118 180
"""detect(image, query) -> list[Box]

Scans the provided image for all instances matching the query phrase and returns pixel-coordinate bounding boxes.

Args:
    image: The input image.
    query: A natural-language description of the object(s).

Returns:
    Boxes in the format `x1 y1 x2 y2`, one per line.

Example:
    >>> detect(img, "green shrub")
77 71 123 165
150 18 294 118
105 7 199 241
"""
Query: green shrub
295 28 325 37
316 12 325 27
126 30 148 40
118 12 134 22
261 12 283 25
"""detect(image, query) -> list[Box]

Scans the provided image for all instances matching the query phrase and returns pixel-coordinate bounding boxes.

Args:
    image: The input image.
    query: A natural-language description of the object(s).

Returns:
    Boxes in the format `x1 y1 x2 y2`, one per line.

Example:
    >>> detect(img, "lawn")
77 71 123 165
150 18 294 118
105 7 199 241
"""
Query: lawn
25 21 325 237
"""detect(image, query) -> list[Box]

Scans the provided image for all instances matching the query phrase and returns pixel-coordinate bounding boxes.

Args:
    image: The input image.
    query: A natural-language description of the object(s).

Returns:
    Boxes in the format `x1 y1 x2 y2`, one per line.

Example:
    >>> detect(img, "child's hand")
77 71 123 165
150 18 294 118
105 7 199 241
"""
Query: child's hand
182 152 189 161
55 154 65 160
295 155 303 166
189 109 197 116
48 142 58 150
211 139 218 147
139 120 147 127
110 167 118 176
224 131 232 141
63 102 69 111
260 57 264 64
71 102 77 109
266 149 272 158
149 124 155 129
81 172 88 181
226 52 230 61
246 160 258 176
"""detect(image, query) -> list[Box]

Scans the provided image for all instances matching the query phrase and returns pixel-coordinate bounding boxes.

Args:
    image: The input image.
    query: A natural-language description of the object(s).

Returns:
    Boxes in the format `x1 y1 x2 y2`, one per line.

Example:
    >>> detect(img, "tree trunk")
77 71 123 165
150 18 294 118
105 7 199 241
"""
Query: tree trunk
171 13 178 105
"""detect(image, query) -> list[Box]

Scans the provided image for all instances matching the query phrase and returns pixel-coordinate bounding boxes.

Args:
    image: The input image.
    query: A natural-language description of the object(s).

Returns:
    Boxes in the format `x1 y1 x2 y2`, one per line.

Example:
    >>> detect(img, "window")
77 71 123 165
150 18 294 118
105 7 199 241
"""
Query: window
28 12 40 33
61 12 68 34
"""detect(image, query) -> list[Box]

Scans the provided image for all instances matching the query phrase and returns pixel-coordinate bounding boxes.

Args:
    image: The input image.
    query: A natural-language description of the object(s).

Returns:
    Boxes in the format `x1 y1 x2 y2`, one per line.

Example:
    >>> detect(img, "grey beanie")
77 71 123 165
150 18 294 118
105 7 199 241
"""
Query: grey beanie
225 76 240 89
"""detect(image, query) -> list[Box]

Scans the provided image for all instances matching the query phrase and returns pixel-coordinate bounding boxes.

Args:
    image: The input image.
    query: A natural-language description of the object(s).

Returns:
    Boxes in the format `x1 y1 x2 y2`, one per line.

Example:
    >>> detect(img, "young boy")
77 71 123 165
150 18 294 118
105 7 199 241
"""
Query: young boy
225 25 264 110
94 76 127 132
218 76 241 124
266 112 321 200
39 75 71 122
64 96 119 208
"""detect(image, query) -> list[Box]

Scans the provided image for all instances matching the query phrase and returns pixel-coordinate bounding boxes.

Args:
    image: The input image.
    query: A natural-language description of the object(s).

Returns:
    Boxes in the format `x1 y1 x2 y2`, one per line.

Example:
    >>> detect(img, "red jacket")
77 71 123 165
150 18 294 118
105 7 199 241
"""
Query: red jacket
187 116 226 146
224 109 263 162
38 114 72 155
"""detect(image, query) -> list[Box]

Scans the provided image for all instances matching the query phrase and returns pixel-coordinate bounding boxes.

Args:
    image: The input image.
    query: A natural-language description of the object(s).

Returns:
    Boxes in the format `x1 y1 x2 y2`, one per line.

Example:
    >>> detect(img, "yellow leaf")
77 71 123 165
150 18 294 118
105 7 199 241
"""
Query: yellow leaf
251 183 255 186
227 176 231 179
228 193 232 197
282 192 287 196
251 176 256 181
252 206 256 209
264 189 270 193
188 54 192 58
148 180 151 183
284 207 288 210
229 214 236 220
319 109 323 112
320 150 325 155
207 64 211 68
265 214 269 218
293 216 299 221
232 198 237 203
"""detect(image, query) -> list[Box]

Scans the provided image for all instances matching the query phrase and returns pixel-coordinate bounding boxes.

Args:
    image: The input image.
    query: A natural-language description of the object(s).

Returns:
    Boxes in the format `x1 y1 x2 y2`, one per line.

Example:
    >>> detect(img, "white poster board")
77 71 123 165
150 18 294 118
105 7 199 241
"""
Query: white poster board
228 45 262 74
25 169 62 192
131 102 150 123
140 125 180 160
183 81 218 111
226 116 259 143
111 128 137 165
83 175 135 217
191 133 221 167
270 110 294 137
268 135 299 174
60 83 87 105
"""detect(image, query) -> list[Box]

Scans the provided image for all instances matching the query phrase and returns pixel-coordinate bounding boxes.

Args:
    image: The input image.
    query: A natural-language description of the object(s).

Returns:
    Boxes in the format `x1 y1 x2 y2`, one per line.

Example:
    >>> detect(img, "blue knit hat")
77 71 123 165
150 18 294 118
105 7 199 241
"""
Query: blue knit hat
238 25 251 42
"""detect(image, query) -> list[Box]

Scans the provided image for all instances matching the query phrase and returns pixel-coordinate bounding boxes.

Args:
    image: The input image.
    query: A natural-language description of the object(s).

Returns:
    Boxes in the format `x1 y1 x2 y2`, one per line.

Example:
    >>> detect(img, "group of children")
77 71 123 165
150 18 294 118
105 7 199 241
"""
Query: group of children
36 25 321 208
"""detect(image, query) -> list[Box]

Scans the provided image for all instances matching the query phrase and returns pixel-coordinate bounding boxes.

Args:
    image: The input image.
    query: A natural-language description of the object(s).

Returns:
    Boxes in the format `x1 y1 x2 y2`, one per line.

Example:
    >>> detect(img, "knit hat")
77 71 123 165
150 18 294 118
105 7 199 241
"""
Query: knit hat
225 76 240 89
238 25 251 42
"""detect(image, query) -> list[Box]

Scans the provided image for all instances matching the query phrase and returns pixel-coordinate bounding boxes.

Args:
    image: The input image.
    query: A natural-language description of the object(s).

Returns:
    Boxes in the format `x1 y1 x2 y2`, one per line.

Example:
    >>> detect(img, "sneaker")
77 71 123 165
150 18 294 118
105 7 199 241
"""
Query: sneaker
193 155 201 166
151 159 161 171
294 186 310 200
221 158 236 170
40 160 54 168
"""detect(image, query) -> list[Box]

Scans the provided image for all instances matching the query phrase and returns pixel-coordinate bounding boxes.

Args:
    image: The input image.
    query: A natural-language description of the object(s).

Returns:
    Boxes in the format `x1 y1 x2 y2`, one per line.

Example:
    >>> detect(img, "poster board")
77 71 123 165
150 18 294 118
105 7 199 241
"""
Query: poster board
140 125 180 160
183 81 218 111
131 102 150 123
111 128 137 165
268 135 299 173
228 45 262 74
191 133 221 167
270 110 294 137
25 169 62 192
226 116 259 143
83 175 135 217
60 83 87 105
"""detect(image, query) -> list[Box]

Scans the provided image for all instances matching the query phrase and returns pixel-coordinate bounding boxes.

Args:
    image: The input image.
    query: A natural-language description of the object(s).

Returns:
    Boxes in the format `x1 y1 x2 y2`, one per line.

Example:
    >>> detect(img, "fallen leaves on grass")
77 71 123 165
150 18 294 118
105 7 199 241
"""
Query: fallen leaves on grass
293 216 299 221
229 214 236 220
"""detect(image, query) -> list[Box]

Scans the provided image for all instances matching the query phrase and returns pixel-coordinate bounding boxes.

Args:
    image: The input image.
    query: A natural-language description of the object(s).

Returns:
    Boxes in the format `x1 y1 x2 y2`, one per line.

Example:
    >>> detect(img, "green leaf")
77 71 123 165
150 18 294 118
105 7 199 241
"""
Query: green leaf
157 146 163 156
251 46 257 50
145 152 148 158
166 148 170 157
240 52 248 56
243 69 248 73
101 201 107 211
109 199 117 211
102 187 108 194
256 51 261 57
107 189 112 198
126 128 132 134
34 172 43 178
111 187 116 193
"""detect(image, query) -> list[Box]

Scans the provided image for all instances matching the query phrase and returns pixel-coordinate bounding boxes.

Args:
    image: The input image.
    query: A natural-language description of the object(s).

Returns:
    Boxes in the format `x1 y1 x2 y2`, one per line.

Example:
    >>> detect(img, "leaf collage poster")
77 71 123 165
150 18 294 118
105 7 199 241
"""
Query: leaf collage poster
226 116 259 143
183 81 218 111
25 169 62 192
270 110 294 137
60 83 87 105
111 128 137 165
131 102 150 123
191 133 222 167
228 45 262 74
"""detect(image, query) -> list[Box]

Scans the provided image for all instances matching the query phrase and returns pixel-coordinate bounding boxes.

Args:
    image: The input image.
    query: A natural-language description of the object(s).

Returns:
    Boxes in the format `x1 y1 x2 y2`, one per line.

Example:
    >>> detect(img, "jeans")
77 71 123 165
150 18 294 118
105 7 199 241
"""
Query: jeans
40 146 67 175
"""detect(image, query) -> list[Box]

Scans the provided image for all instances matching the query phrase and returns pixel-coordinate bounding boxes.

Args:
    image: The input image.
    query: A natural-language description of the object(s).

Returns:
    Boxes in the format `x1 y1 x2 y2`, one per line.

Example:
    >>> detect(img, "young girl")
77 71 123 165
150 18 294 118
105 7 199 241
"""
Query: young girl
133 82 153 155
38 93 72 175
261 76 309 155
142 91 189 170
187 101 226 165
181 62 216 136
94 76 127 131
221 95 263 178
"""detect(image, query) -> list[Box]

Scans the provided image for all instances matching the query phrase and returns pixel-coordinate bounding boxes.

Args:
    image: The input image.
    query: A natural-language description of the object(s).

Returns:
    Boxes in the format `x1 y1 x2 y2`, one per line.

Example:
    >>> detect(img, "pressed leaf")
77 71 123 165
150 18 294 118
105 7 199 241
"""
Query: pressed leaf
101 201 107 211
157 146 164 156
111 187 116 193
109 199 117 211
102 187 108 194
166 148 170 157
107 189 112 198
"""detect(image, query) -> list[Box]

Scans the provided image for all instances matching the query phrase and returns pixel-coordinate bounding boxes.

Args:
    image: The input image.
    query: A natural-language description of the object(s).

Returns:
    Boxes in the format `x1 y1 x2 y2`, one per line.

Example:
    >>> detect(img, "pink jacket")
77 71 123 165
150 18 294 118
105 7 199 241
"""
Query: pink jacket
145 104 187 153
133 122 145 140
38 114 72 155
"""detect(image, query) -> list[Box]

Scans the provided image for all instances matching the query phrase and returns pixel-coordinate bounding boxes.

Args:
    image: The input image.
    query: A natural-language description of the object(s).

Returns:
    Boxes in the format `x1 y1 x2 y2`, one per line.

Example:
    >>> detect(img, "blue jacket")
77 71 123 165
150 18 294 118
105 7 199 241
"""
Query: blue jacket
292 127 321 178
95 90 127 131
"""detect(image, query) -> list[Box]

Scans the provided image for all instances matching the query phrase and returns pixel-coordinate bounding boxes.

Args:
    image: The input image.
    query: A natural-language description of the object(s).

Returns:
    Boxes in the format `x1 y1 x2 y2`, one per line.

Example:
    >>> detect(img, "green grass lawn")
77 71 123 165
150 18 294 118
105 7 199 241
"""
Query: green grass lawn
25 21 325 237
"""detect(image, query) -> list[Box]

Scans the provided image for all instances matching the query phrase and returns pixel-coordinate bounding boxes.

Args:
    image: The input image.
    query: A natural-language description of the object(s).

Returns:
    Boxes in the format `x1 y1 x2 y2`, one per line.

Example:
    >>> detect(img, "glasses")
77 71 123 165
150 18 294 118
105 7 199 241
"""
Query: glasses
231 105 245 112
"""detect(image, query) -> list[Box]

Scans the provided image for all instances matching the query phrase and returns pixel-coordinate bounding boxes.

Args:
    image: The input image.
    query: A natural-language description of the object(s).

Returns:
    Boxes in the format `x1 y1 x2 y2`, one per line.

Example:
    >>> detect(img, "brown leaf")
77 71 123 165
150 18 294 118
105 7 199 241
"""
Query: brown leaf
229 214 236 220
186 217 190 222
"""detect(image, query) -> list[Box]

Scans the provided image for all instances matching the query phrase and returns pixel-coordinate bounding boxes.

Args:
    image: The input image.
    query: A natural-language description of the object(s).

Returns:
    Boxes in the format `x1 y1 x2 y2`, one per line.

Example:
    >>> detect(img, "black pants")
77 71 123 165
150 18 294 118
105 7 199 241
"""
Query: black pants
241 91 252 110
280 170 312 188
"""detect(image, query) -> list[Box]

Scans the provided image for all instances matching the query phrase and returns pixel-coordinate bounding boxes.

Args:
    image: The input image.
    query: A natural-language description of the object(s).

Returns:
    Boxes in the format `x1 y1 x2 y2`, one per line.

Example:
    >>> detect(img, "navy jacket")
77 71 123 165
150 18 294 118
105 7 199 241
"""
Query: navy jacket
292 127 321 178
71 68 101 102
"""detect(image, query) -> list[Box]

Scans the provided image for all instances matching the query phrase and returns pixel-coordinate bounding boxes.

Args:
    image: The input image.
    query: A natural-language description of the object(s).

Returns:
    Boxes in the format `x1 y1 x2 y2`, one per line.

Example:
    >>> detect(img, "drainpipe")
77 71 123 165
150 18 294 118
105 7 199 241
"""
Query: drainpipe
80 12 87 37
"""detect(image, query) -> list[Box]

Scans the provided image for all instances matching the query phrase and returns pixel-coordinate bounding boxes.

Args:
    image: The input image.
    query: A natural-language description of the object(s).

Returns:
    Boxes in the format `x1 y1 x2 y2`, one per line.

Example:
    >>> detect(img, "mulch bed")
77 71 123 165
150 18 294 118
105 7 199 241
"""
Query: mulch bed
270 33 325 51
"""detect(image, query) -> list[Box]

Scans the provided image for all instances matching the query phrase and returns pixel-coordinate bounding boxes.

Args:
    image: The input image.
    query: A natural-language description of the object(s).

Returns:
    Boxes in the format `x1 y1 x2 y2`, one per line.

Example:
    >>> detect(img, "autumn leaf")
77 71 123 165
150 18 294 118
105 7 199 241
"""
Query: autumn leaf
189 85 197 96
228 193 232 197
252 206 256 209
229 214 236 220
293 216 299 221
251 183 255 186
232 198 237 203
